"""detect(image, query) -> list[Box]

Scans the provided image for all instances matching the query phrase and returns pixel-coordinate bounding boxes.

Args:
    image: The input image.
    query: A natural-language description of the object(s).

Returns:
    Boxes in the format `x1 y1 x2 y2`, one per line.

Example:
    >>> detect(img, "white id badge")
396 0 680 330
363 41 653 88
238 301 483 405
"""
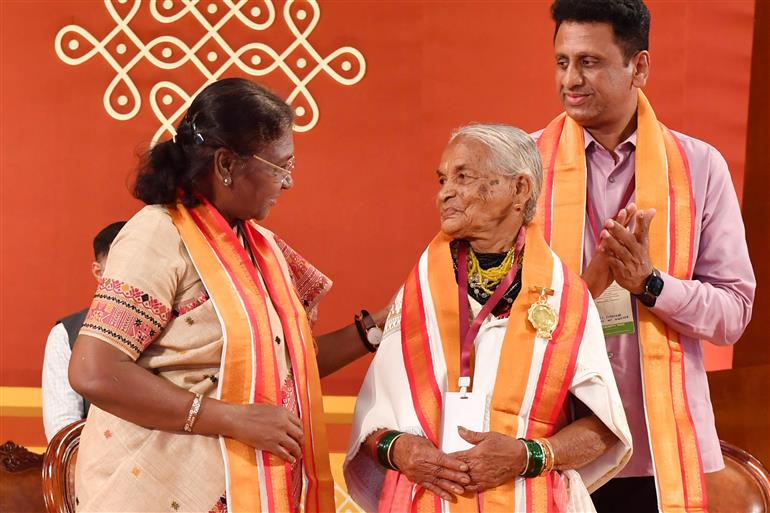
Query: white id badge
440 391 490 453
595 281 635 336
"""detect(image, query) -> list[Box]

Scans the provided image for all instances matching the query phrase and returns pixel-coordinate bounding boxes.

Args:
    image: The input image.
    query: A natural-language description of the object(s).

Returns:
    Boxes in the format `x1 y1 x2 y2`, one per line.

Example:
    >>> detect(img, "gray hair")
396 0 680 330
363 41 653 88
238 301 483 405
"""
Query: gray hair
449 123 543 224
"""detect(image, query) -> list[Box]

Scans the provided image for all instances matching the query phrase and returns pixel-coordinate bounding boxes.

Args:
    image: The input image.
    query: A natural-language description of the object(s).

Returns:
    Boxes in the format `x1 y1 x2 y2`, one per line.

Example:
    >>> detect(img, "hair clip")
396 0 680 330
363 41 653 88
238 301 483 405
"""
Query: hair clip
191 122 205 145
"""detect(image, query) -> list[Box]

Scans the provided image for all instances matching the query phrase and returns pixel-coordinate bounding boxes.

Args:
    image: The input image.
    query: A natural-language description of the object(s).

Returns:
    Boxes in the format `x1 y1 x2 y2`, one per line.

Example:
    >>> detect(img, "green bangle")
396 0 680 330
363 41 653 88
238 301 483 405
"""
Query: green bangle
377 431 403 471
518 438 545 478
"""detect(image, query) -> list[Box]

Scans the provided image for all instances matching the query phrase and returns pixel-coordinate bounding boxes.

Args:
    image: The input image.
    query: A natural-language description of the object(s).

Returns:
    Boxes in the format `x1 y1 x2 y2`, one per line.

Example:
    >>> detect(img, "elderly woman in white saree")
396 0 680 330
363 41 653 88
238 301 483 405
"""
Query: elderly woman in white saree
344 124 633 513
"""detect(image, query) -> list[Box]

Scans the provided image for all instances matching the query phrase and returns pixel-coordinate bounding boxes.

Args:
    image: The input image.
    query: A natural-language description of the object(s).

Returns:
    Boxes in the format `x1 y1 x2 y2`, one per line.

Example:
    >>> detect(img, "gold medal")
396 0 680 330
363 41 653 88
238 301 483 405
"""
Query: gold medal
527 286 558 340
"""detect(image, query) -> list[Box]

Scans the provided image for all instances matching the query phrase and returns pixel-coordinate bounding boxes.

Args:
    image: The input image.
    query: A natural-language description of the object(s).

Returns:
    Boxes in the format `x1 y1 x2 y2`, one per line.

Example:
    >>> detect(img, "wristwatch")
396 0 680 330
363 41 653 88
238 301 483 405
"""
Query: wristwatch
355 310 383 352
635 268 664 308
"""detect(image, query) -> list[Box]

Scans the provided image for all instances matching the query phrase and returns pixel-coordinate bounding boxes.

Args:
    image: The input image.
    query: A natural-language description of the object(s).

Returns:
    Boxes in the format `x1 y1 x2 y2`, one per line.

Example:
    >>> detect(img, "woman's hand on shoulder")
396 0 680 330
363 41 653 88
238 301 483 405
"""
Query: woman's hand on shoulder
391 434 471 502
225 403 304 463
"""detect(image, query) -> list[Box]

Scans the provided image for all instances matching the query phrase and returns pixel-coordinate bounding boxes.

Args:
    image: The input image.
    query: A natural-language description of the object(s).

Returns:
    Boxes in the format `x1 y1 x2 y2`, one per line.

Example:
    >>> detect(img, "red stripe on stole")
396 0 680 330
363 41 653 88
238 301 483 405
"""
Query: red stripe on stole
666 324 708 512
401 266 443 444
245 227 322 512
276 289 322 510
550 264 589 424
663 129 706 510
669 128 697 276
536 115 565 245
667 167 677 277
524 263 586 435
665 324 690 511
524 276 570 511
679 328 708 512
189 207 280 406
189 209 286 512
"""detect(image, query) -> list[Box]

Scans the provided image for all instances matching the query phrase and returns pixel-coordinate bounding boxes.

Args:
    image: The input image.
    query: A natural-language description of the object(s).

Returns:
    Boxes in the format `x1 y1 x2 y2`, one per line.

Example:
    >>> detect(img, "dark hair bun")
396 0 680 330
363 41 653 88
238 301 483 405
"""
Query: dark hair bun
133 78 294 207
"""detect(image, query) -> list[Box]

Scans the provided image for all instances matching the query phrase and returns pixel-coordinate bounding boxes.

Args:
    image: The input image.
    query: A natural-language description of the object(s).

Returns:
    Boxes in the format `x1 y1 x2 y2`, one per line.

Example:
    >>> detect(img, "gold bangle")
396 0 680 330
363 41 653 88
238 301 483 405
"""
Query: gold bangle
534 438 555 475
183 393 204 433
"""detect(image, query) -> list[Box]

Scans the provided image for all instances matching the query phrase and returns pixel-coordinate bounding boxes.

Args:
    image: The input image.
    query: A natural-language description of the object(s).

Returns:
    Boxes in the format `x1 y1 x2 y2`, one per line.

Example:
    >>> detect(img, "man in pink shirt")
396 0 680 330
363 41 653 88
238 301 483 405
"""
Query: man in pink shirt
533 1 755 511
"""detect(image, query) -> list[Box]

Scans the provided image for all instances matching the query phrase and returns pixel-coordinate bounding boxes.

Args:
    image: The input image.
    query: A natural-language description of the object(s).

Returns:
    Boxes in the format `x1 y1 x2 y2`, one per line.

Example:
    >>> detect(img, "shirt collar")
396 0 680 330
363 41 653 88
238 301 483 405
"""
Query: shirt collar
583 128 638 152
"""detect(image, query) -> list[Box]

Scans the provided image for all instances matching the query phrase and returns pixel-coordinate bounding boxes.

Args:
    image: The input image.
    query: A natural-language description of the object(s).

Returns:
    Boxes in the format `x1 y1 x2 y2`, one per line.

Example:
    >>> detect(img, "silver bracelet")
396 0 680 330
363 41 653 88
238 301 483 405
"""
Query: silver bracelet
183 393 204 432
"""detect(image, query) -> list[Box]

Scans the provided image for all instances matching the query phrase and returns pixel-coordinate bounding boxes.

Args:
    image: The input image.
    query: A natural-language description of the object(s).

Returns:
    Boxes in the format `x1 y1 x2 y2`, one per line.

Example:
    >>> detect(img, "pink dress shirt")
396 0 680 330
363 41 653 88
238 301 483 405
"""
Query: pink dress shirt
533 127 756 477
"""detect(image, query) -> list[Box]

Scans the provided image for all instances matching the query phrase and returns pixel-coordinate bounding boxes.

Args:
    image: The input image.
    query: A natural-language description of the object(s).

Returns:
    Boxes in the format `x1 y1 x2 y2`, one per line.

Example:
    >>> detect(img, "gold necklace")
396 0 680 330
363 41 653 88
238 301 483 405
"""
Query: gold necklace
467 245 515 296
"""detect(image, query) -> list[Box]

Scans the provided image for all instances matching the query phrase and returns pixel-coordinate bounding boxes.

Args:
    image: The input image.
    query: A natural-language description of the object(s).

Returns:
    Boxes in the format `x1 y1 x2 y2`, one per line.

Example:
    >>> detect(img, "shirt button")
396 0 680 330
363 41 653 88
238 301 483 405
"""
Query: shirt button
607 351 615 359
275 336 282 345
608 176 616 183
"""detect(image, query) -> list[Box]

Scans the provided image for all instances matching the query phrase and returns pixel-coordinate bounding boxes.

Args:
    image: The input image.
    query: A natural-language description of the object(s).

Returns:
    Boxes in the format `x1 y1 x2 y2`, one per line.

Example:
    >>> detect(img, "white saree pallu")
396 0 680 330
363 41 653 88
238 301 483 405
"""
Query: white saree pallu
344 224 632 513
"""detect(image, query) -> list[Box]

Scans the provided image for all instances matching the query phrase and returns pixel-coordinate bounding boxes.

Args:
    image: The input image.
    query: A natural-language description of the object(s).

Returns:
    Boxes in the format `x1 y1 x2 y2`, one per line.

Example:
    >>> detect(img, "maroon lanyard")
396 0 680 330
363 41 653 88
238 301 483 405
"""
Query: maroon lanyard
456 228 526 382
586 176 636 245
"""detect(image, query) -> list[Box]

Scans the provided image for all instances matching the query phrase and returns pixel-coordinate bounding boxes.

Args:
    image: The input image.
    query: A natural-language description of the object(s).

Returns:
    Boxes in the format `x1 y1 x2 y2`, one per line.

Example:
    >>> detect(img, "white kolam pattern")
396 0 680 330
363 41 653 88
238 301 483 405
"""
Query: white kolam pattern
54 0 366 143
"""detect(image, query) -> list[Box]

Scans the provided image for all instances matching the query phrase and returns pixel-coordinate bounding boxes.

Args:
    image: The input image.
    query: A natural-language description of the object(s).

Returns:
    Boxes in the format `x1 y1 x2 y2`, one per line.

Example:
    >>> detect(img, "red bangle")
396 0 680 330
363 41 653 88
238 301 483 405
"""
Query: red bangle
371 430 389 460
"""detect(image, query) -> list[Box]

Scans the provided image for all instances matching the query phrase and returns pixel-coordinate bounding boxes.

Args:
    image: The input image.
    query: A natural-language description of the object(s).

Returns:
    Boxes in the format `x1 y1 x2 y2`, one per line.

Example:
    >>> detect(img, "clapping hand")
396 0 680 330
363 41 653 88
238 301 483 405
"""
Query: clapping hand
599 207 656 295
583 204 638 298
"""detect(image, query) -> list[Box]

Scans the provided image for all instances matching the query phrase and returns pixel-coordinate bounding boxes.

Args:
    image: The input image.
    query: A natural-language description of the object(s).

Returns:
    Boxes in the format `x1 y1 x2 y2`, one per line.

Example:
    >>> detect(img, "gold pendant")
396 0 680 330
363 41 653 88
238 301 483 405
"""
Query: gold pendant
527 286 558 340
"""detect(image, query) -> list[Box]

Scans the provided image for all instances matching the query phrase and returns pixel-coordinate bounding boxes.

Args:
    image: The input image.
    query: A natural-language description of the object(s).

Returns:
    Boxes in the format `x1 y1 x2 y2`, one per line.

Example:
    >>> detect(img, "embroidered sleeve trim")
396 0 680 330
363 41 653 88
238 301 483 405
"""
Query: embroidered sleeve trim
274 236 333 312
99 278 172 323
81 278 171 359
173 289 210 317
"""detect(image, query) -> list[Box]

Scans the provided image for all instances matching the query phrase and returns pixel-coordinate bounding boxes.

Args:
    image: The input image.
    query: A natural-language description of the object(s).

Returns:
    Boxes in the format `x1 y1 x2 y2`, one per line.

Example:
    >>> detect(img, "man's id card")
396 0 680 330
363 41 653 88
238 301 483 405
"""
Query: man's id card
440 391 490 452
595 281 636 336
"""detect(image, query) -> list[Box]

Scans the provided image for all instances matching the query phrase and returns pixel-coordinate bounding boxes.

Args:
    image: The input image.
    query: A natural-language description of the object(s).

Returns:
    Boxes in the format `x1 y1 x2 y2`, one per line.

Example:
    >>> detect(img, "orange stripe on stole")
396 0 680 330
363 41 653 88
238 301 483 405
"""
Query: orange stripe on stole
631 93 706 513
662 126 696 280
400 260 445 513
482 224 559 513
188 204 290 512
245 223 335 513
169 203 266 513
536 113 566 245
523 262 589 513
535 114 586 272
424 232 478 513
662 125 706 511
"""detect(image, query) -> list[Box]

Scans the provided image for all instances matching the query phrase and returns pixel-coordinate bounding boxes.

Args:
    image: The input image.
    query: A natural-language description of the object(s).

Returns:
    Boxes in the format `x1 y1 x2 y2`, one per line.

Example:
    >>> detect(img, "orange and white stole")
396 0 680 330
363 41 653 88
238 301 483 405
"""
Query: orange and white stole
169 199 335 513
536 90 706 513
382 223 589 513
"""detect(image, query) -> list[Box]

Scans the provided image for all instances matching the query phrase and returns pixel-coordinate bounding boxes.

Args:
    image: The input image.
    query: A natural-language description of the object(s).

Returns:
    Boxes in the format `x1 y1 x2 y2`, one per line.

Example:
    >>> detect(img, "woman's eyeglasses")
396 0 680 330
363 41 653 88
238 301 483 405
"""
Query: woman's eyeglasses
250 154 295 186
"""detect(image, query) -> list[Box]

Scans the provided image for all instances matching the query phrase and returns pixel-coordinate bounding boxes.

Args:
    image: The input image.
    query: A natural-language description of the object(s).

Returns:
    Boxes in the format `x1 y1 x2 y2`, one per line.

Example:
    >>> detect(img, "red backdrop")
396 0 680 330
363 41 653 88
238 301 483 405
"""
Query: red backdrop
0 0 755 395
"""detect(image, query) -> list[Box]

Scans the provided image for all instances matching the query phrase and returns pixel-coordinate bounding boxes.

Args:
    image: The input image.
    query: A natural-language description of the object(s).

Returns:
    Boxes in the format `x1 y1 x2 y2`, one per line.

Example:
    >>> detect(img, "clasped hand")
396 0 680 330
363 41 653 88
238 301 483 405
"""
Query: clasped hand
390 433 471 501
391 427 527 501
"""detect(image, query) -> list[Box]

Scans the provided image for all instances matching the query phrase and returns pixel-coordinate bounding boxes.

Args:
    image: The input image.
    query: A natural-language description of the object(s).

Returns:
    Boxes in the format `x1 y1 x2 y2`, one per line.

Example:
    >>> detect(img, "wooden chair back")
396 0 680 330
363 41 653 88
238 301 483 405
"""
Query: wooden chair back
41 420 85 513
0 440 45 513
707 440 770 513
